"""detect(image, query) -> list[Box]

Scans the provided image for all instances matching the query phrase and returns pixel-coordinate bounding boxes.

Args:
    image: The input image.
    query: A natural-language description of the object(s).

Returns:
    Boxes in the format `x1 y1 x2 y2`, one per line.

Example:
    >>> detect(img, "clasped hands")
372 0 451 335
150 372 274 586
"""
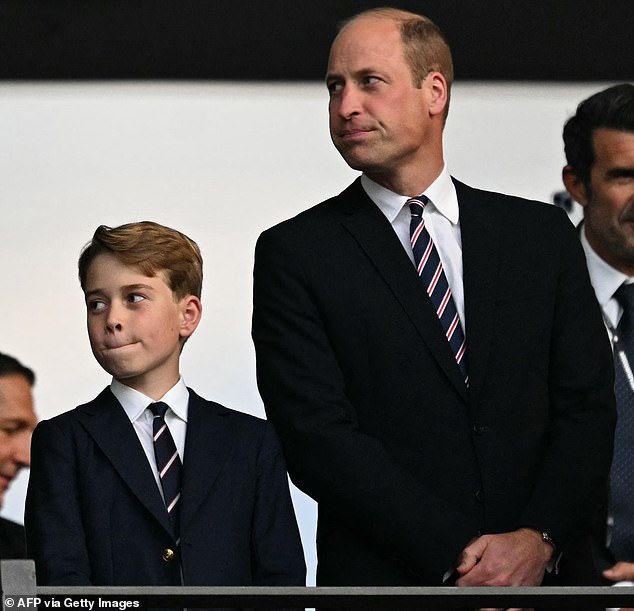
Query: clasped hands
454 527 554 611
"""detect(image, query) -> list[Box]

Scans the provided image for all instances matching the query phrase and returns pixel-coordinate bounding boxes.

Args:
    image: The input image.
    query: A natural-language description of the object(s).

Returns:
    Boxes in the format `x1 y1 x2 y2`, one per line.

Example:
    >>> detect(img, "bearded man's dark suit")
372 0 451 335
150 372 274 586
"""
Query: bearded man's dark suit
252 177 615 588
24 388 305 587
0 517 26 559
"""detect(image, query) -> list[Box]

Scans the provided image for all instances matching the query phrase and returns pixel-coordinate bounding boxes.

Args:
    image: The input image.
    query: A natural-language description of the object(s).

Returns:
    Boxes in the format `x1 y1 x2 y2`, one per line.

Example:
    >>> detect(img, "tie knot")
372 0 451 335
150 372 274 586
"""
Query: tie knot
407 194 428 217
149 401 169 419
616 283 634 311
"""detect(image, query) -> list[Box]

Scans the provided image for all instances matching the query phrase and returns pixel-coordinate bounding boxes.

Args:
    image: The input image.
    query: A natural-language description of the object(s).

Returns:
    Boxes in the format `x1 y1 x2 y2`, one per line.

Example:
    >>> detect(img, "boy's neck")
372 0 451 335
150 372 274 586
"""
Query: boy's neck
114 372 182 402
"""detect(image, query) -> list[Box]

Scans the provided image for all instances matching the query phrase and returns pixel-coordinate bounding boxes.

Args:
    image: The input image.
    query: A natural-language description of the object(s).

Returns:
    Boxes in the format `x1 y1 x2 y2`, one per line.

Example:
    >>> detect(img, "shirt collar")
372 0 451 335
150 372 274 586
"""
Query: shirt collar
111 376 189 423
580 224 630 307
360 165 459 225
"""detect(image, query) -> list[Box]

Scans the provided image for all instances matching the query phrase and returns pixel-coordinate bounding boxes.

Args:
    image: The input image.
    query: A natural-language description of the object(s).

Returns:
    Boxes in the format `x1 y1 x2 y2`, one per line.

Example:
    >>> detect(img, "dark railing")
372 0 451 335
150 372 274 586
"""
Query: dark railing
4 560 634 609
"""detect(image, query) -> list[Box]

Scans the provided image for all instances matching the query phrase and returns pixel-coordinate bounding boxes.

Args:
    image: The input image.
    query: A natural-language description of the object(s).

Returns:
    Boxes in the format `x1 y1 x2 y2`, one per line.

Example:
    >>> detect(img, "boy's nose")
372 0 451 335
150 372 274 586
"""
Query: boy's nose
105 305 124 331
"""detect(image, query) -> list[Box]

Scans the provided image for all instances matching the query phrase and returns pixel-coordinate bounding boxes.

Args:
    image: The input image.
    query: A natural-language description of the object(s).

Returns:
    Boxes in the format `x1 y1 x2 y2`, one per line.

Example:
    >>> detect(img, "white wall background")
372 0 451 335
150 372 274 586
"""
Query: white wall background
0 80 603 581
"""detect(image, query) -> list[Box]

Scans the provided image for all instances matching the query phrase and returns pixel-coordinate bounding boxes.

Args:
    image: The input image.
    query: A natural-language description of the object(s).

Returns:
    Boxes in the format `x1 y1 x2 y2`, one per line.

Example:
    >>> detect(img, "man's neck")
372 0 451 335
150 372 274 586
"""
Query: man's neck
584 222 634 277
365 158 444 197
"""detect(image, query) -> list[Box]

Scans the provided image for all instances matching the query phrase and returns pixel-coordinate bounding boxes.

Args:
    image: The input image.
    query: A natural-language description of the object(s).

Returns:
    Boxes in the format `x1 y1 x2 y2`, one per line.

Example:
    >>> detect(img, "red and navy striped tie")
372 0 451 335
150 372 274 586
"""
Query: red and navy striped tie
408 196 468 385
150 402 182 540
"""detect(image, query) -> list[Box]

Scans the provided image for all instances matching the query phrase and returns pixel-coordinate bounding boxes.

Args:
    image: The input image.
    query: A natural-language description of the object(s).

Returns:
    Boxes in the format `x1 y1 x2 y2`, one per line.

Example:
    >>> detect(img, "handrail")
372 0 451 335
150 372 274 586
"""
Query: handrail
4 560 634 609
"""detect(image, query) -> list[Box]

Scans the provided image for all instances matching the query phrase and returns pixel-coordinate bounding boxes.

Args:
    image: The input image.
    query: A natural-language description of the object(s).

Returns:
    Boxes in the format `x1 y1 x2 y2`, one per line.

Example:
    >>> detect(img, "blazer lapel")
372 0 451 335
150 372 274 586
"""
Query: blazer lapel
456 179 500 405
340 179 469 401
77 388 173 537
180 390 234 532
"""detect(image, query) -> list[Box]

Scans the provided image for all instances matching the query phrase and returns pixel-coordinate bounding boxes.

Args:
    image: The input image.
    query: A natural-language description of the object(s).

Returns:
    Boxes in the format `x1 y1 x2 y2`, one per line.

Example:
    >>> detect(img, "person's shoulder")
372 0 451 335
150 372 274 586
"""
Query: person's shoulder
454 177 564 221
260 179 362 237
0 516 25 537
35 387 114 431
0 517 26 559
187 388 271 433
187 389 283 459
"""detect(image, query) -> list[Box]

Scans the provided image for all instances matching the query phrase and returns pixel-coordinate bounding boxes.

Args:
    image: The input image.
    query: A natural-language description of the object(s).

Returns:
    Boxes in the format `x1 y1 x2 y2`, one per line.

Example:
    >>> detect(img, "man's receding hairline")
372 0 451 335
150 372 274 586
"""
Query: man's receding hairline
339 7 431 31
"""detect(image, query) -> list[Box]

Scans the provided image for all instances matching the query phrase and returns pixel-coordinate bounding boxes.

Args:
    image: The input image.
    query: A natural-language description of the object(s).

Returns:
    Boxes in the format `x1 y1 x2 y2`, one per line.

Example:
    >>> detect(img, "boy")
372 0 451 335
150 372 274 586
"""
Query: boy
25 221 305 587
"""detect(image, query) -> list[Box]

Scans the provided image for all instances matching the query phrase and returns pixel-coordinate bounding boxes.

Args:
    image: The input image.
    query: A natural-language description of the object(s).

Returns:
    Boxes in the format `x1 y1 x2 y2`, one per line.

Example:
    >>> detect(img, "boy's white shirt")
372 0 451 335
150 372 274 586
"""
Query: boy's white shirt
111 376 189 500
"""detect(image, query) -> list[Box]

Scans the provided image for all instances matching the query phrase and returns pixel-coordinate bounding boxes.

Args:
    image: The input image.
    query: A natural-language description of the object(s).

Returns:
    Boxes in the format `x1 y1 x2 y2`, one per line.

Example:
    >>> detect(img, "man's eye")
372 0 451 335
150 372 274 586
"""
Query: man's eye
363 76 380 86
327 81 343 94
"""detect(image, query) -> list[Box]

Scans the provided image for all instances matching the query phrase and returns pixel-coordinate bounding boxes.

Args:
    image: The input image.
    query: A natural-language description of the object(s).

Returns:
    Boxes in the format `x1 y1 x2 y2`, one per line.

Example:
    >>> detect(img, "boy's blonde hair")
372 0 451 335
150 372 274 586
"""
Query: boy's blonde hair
78 221 203 299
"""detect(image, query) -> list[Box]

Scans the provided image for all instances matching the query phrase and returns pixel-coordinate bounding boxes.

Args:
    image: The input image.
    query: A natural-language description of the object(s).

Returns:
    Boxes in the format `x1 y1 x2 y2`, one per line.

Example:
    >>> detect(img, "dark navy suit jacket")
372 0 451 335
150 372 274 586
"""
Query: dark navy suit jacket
252 178 616 588
0 517 26 559
25 387 305 587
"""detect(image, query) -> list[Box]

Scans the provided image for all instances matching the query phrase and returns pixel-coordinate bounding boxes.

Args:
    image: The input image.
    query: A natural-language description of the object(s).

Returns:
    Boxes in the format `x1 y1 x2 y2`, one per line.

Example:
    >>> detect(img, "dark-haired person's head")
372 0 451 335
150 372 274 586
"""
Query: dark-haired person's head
0 353 37 506
562 84 634 275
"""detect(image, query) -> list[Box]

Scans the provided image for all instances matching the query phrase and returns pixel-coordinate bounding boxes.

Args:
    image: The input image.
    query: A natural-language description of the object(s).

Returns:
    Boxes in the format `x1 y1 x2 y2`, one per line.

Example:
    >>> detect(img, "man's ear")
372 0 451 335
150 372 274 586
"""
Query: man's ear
426 72 448 119
179 295 202 339
562 165 590 208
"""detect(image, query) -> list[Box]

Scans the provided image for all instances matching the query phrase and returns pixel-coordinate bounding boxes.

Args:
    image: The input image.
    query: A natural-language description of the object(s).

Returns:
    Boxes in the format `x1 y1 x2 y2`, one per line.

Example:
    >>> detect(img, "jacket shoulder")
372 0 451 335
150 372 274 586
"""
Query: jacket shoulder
454 178 565 220
187 388 273 435
258 179 363 238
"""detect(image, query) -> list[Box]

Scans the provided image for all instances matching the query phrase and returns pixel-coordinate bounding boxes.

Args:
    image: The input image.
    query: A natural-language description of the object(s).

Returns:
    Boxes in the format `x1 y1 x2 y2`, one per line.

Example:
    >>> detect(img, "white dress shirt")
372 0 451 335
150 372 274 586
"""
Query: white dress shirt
110 377 189 500
360 166 466 331
580 227 632 333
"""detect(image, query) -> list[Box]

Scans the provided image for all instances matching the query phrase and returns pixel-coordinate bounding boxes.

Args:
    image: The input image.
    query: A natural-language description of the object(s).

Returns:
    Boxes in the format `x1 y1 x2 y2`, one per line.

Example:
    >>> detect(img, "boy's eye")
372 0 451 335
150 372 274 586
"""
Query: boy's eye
128 294 145 304
88 300 106 312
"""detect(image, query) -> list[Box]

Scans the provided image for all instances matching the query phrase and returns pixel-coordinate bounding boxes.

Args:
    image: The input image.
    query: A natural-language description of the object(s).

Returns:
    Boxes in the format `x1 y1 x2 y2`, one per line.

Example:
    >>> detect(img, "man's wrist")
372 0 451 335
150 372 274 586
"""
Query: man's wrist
518 527 556 558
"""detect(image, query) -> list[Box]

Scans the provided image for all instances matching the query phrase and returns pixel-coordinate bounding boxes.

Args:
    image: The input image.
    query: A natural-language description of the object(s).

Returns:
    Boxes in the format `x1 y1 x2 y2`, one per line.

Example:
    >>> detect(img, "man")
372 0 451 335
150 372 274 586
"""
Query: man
0 352 37 558
562 83 634 586
252 7 616 598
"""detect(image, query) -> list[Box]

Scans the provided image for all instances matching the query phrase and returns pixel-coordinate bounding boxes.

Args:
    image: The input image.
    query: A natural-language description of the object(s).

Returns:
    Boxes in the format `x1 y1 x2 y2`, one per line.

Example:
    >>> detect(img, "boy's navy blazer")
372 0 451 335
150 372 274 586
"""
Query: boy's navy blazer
25 387 306 586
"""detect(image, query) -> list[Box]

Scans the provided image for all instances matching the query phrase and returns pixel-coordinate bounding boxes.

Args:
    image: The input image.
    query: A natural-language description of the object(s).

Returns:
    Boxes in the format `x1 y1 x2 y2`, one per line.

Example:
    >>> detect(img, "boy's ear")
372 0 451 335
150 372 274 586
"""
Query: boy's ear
179 295 202 339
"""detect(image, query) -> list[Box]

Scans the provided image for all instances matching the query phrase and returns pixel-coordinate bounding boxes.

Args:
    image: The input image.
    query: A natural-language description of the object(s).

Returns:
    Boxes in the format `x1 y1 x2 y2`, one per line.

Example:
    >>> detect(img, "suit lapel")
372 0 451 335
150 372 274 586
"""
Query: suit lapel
180 390 234 531
456 179 500 405
340 179 469 401
77 388 173 537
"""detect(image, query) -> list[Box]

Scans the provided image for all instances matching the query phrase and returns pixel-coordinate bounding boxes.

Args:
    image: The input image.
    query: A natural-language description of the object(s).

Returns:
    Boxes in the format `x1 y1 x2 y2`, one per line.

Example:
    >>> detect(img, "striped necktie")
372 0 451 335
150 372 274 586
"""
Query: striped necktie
408 195 468 385
149 402 182 539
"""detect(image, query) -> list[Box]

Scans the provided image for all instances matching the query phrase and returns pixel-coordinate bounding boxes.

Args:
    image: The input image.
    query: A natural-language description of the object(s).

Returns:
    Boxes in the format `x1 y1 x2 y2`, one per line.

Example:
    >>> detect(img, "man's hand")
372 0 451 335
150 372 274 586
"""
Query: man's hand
604 561 634 583
602 561 634 611
454 528 554 611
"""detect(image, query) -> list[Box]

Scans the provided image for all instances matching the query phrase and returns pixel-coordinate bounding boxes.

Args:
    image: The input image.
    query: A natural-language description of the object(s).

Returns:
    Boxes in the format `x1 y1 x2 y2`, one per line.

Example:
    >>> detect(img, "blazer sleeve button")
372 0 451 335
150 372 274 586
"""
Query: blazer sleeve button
162 548 175 562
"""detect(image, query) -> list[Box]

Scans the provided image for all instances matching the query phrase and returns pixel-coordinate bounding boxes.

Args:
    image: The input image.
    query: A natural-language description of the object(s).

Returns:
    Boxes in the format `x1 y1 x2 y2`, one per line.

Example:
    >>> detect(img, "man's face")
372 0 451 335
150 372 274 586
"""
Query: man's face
575 128 634 275
326 16 438 188
0 374 37 506
84 253 199 398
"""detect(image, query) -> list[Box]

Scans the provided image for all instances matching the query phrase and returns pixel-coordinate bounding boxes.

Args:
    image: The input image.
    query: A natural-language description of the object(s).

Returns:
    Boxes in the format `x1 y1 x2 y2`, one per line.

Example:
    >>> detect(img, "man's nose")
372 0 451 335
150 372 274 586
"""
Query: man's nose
12 430 32 468
336 85 362 119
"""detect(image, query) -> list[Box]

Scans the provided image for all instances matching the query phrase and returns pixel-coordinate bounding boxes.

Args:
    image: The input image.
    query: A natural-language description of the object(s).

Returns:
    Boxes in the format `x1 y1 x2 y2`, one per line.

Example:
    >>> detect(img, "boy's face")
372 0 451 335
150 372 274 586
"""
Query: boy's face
83 253 201 399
